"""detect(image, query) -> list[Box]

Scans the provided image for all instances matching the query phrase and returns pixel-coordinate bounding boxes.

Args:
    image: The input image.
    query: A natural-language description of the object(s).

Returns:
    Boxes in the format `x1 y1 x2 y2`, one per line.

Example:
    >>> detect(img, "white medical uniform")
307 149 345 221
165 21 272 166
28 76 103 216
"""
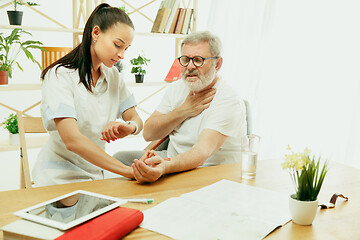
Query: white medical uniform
156 78 248 165
32 64 136 187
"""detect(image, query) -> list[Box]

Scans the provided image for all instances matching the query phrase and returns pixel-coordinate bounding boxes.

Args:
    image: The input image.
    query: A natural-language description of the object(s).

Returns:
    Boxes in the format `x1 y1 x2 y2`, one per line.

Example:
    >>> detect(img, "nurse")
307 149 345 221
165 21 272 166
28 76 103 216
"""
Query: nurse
32 3 142 186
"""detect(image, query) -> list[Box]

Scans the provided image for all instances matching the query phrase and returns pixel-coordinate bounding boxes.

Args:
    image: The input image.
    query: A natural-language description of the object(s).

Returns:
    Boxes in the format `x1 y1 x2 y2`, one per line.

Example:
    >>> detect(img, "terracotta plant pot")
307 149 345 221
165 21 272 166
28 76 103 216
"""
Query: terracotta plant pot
0 71 9 85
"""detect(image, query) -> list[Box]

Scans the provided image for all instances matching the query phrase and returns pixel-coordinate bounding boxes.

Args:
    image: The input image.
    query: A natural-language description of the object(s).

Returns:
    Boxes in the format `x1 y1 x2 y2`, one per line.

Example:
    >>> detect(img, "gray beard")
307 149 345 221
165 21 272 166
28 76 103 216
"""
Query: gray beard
182 67 216 91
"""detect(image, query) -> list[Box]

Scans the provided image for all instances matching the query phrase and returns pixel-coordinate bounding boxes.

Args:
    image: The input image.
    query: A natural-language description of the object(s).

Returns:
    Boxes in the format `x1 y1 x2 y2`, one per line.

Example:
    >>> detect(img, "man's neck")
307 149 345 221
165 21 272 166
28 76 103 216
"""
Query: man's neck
195 75 219 94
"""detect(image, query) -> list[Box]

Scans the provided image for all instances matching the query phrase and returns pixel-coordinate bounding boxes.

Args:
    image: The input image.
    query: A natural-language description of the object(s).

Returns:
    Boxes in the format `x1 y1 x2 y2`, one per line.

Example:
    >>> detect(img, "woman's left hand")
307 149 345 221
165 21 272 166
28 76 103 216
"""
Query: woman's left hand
101 121 134 142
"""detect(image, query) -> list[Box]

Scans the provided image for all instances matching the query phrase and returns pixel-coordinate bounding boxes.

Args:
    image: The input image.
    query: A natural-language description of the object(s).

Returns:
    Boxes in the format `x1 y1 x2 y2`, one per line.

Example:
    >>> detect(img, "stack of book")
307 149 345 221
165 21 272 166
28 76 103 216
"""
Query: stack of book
151 0 194 34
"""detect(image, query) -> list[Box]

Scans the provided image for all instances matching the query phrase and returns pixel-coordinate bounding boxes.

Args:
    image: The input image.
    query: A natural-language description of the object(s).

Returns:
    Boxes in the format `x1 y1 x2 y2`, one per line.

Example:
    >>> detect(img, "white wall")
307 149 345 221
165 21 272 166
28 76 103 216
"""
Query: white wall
1 0 359 191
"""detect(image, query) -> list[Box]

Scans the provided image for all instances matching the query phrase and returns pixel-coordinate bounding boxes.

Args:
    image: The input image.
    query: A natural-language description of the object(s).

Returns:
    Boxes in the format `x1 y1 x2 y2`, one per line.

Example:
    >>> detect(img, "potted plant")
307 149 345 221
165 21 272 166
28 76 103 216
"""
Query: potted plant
3 113 19 145
0 28 44 84
118 5 129 14
3 0 40 25
130 53 150 83
282 145 328 225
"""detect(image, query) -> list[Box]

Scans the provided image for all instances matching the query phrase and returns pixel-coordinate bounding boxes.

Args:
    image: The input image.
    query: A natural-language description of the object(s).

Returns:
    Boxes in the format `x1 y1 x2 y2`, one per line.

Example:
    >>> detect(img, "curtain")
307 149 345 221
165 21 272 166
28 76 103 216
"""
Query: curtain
198 0 360 168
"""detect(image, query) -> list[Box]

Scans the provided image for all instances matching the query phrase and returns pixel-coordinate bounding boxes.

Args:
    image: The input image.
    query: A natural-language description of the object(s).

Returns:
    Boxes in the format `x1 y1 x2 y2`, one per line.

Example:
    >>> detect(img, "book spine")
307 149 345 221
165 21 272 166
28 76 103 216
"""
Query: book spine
164 0 181 33
173 8 184 34
181 8 193 34
151 0 166 33
175 8 187 34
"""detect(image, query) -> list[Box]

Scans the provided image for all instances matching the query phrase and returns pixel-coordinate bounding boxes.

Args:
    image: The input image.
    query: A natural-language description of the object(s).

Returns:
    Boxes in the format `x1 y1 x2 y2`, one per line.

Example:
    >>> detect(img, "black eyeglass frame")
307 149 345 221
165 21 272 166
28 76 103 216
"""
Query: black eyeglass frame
177 56 219 67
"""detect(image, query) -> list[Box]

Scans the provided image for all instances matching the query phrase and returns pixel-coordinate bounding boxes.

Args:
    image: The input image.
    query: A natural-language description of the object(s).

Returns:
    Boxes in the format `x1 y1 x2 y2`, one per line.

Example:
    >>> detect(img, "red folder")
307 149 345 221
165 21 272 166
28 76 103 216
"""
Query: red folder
164 59 182 82
56 207 143 240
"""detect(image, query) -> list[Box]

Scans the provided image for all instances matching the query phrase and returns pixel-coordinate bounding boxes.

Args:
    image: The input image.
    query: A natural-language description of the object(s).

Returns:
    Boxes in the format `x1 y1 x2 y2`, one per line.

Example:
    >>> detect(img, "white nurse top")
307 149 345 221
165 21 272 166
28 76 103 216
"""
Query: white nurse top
32 64 136 187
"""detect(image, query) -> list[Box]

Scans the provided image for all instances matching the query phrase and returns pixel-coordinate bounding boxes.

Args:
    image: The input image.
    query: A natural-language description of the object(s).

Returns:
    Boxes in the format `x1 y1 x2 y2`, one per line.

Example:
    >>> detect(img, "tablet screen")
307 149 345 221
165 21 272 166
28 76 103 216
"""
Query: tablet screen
14 190 126 230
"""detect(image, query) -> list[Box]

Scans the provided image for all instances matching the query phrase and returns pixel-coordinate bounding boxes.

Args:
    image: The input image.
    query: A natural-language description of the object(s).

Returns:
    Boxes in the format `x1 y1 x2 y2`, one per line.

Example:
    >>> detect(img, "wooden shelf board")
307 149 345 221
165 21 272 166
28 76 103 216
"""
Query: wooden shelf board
0 24 83 33
0 84 42 91
0 82 169 91
0 25 187 38
0 136 49 152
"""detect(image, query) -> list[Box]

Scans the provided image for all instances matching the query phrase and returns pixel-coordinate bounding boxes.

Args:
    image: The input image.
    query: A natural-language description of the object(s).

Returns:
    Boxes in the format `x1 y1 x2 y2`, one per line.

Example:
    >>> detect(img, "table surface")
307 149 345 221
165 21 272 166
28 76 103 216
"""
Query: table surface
0 159 359 240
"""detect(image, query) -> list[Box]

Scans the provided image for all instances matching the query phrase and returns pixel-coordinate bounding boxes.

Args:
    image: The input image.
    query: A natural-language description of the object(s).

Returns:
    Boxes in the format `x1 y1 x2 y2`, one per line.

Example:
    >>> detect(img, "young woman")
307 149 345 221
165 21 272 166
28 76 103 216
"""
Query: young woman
32 3 142 187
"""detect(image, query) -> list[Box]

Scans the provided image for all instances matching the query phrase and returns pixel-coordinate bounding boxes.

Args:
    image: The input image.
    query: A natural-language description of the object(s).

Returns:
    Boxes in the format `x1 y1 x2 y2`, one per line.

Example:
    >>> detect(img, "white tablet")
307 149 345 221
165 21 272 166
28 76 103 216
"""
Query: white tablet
14 190 127 230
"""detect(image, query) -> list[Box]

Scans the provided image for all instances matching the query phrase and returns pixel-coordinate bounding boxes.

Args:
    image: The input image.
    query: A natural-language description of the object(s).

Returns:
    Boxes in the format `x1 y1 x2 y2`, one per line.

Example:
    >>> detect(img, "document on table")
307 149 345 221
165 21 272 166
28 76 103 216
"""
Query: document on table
141 179 291 240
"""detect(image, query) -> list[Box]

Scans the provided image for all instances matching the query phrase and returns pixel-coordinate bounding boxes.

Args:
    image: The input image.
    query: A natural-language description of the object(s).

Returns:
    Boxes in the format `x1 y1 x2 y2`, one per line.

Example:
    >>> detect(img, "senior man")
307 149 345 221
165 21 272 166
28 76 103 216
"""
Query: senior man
114 31 248 182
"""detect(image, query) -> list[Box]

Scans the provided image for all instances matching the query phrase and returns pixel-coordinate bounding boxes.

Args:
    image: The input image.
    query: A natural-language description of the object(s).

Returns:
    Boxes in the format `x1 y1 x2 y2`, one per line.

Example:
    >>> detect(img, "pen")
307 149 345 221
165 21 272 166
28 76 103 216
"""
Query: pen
125 198 154 204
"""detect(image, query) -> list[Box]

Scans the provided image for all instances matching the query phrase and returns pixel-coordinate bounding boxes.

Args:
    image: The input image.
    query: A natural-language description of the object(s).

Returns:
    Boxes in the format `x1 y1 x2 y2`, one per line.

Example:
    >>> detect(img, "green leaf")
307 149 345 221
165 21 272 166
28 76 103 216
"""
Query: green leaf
3 113 18 134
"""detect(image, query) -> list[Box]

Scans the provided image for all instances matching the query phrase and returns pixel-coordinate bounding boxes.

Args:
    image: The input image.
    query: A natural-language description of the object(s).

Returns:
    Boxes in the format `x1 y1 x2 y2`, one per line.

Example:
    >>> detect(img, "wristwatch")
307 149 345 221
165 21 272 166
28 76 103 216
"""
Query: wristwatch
126 121 138 135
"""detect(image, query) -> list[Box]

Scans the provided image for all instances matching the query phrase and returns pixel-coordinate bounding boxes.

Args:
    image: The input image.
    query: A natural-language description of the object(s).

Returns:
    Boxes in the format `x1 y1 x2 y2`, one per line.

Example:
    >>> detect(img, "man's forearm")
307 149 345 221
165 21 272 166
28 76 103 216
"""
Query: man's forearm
164 147 209 174
143 108 189 141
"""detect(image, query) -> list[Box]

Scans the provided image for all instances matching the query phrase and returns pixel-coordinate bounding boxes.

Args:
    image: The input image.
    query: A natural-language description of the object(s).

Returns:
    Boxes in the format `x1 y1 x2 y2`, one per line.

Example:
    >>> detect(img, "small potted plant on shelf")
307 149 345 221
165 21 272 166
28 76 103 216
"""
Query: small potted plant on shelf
3 113 19 145
0 28 44 85
282 145 328 226
3 0 40 25
118 5 129 14
130 53 150 83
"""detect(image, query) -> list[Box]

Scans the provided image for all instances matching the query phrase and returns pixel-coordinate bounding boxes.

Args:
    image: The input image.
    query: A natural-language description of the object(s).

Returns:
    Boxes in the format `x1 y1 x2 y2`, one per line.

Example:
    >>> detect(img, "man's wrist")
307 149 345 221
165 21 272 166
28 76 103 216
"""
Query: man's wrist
126 121 139 135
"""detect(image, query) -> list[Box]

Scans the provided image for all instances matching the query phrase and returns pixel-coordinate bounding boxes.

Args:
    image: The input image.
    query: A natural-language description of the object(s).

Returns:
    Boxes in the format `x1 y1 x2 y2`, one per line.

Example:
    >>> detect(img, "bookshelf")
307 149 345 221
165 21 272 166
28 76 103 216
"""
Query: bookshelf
0 0 197 55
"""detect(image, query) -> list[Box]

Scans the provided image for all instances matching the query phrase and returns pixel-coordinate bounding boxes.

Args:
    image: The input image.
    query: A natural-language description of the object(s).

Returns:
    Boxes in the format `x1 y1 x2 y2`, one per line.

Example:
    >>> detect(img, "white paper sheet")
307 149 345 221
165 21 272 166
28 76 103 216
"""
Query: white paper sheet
141 179 291 240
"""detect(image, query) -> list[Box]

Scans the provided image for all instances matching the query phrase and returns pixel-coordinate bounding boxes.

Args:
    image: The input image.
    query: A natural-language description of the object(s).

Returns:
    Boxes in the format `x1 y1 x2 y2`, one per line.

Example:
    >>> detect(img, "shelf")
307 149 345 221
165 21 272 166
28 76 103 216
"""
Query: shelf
0 25 83 33
0 82 169 92
0 83 42 91
0 136 49 152
0 25 188 38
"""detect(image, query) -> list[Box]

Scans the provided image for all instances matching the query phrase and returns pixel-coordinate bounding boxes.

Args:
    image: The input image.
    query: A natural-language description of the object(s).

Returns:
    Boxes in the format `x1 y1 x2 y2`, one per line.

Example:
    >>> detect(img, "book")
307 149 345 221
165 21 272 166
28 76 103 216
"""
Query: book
141 179 291 240
164 59 182 82
181 8 194 34
164 0 181 33
1 207 144 240
151 7 168 33
158 7 171 33
173 8 185 34
168 8 180 33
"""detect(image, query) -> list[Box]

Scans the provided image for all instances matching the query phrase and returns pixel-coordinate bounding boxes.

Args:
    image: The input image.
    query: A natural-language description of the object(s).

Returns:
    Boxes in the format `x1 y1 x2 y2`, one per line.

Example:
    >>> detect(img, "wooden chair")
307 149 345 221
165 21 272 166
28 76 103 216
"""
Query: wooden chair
41 47 72 69
17 111 47 189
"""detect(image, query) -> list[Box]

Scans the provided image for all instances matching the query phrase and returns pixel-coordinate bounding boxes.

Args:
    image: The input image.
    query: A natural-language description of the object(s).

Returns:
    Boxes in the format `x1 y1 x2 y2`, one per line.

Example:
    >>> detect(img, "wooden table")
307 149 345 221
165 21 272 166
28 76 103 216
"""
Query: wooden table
0 159 359 239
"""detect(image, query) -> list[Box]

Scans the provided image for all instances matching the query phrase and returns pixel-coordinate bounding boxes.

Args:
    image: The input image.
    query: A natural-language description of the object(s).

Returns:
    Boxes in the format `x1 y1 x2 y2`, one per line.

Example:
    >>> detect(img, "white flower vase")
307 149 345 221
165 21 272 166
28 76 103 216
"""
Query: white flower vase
289 194 318 225
9 133 20 146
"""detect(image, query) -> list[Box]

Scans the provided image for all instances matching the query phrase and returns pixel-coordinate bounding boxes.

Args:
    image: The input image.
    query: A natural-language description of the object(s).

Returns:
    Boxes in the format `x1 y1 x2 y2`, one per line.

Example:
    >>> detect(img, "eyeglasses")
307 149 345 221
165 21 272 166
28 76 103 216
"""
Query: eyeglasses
177 56 219 67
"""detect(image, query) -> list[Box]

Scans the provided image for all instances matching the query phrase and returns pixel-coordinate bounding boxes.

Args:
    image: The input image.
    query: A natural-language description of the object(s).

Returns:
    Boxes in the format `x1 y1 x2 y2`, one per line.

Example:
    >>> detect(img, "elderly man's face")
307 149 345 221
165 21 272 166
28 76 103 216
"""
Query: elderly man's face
181 42 217 91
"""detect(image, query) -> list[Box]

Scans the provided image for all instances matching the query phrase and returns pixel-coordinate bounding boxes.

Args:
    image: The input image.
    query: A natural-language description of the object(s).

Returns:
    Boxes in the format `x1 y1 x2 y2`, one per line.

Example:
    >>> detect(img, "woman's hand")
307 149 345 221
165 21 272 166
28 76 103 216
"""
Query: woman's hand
132 150 170 183
101 121 135 142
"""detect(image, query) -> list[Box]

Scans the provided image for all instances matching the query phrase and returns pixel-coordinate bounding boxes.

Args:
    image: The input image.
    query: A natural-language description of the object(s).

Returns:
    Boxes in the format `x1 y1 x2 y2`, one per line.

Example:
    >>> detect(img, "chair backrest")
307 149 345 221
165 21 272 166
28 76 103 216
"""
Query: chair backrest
17 111 47 189
41 47 72 69
243 99 252 136
243 99 261 152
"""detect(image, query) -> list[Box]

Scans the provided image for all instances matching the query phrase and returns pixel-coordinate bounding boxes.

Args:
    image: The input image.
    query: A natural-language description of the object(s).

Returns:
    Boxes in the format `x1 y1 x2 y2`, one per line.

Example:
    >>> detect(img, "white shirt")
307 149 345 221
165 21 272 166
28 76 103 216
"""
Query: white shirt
32 64 136 187
156 78 248 165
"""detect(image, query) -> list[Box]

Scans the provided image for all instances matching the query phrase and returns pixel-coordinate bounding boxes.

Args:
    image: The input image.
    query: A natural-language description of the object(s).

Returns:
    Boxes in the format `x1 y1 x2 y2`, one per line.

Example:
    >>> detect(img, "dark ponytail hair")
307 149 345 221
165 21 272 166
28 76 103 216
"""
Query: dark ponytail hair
41 3 134 92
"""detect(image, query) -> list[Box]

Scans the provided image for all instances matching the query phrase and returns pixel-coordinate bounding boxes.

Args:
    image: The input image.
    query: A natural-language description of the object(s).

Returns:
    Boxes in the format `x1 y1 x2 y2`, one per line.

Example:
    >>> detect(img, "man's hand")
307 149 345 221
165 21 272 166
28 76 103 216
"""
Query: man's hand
101 121 134 142
132 151 167 183
180 88 216 118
